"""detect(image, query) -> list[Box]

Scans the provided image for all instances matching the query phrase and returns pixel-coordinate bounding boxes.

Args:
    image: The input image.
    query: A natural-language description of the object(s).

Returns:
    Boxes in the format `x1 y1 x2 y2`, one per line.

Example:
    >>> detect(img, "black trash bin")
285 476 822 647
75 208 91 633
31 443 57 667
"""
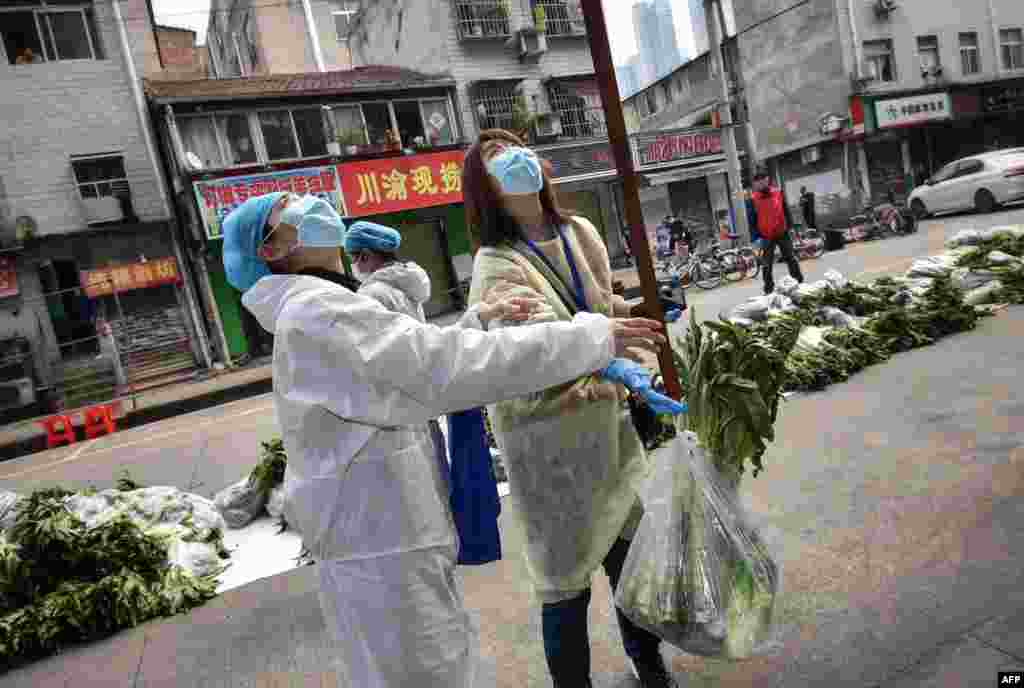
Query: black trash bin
824 228 846 252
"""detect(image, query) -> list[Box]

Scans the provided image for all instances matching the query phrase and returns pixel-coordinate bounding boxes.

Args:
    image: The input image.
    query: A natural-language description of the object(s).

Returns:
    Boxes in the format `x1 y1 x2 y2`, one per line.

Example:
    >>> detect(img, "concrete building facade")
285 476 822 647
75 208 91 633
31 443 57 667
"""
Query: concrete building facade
0 0 209 420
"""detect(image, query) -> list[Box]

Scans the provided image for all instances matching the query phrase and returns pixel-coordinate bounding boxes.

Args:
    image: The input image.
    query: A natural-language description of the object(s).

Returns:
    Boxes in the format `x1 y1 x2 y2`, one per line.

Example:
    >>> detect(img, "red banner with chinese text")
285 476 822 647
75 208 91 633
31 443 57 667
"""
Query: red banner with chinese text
338 150 465 218
80 257 181 298
0 257 18 299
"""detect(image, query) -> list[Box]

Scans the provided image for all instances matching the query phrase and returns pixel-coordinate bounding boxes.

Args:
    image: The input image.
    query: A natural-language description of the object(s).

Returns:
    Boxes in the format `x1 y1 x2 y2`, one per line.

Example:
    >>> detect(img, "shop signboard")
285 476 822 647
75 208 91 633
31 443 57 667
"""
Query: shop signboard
338 150 465 218
81 257 181 298
0 257 18 298
875 93 951 129
193 166 343 240
632 129 723 168
536 141 616 180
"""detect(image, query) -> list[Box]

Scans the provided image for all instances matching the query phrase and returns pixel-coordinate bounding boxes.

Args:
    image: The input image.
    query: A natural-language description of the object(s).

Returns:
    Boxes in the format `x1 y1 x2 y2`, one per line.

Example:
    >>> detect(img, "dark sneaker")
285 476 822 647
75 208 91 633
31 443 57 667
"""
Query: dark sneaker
629 653 680 688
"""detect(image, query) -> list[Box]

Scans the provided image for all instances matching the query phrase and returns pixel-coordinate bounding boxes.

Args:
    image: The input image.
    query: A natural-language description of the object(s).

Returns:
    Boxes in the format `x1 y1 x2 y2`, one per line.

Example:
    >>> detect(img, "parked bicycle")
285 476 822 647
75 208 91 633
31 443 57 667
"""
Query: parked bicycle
659 245 723 290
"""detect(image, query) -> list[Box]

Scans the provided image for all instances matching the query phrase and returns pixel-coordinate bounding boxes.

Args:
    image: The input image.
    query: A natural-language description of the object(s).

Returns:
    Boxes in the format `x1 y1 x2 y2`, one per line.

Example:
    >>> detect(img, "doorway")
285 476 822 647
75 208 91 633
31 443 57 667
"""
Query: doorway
38 259 98 359
397 219 456 318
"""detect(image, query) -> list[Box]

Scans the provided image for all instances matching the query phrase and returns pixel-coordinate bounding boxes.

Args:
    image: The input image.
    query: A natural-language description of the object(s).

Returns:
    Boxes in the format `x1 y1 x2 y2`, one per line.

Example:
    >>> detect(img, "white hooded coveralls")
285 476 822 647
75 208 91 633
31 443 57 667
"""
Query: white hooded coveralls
242 274 616 688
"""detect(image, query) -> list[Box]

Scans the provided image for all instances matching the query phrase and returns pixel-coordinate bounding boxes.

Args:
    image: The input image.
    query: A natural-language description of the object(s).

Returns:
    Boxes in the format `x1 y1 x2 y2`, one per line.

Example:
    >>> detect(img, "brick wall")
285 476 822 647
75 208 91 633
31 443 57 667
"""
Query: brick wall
0 0 168 237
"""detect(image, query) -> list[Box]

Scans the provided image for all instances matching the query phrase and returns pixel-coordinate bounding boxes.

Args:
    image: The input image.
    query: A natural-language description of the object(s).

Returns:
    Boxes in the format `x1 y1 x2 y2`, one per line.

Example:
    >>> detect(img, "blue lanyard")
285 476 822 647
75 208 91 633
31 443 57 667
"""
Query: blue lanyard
523 224 589 313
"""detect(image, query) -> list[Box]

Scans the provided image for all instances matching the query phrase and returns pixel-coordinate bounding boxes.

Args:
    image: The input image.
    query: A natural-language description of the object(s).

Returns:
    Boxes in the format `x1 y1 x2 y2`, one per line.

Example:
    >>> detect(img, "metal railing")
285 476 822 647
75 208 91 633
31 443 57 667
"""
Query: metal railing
454 1 511 39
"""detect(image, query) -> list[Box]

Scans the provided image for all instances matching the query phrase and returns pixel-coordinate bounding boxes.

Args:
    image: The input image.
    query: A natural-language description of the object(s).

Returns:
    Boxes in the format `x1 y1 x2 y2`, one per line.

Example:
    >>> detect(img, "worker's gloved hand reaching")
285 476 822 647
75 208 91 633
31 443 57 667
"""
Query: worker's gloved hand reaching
598 359 688 416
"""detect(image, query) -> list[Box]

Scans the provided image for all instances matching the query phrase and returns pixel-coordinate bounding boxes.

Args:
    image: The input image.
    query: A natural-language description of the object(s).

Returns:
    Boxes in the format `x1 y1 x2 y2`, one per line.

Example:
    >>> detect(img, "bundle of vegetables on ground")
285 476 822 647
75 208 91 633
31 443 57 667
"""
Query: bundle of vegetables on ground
725 269 985 393
615 311 780 658
0 486 226 669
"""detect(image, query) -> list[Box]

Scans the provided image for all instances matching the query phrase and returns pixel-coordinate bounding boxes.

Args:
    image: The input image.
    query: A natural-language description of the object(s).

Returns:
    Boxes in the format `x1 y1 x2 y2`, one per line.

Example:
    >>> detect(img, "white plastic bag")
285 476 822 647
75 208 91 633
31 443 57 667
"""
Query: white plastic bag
775 276 799 297
964 280 1004 306
616 432 779 659
823 269 847 289
987 251 1022 266
819 307 862 329
951 268 998 292
906 254 958 279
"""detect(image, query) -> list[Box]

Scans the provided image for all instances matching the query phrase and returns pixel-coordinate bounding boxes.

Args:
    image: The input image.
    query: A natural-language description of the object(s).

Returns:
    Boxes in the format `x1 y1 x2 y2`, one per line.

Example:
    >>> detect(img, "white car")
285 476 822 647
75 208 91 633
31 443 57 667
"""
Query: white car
908 148 1024 218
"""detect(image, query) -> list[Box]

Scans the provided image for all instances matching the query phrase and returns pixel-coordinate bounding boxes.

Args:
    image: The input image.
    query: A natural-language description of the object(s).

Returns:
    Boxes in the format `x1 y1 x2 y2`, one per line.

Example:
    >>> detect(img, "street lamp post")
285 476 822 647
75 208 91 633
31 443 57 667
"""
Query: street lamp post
579 0 683 401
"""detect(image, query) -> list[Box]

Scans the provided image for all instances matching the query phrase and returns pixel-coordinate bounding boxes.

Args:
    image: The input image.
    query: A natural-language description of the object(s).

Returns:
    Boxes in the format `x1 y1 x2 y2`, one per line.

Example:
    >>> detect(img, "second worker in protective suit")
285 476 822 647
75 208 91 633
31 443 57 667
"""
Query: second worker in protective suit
221 191 669 688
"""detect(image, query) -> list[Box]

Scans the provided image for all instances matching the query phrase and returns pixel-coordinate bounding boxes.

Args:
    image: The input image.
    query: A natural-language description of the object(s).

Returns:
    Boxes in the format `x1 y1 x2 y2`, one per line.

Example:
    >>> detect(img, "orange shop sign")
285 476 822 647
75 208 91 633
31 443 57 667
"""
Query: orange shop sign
338 150 465 218
80 257 181 298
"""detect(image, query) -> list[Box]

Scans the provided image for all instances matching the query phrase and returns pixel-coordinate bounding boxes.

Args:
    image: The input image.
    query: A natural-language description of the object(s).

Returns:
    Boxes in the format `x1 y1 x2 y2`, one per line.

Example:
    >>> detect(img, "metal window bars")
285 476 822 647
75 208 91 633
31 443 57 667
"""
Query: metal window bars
473 86 520 132
533 0 584 36
547 82 607 139
454 1 511 39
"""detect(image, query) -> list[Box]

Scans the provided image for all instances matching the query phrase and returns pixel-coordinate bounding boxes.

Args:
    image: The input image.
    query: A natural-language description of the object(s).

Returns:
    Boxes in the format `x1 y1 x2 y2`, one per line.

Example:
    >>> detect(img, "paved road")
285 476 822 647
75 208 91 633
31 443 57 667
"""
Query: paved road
1 207 1023 688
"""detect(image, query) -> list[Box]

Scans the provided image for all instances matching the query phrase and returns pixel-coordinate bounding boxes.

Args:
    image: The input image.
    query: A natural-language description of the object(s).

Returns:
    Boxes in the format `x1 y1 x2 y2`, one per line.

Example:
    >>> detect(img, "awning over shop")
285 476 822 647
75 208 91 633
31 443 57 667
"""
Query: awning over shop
642 161 728 186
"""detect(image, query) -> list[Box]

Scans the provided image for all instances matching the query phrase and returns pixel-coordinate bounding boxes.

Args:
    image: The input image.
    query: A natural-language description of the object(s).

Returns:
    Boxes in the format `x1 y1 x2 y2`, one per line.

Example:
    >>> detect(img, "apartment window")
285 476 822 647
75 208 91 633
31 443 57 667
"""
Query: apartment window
917 35 940 73
864 39 896 82
547 81 607 139
473 86 518 131
960 32 981 75
533 0 585 37
71 155 127 200
332 105 369 147
178 116 226 170
217 114 258 165
258 111 300 161
645 90 658 115
2 6 103 64
1001 28 1024 70
362 102 396 146
637 94 651 118
420 99 455 145
454 1 511 40
291 109 328 157
333 1 360 44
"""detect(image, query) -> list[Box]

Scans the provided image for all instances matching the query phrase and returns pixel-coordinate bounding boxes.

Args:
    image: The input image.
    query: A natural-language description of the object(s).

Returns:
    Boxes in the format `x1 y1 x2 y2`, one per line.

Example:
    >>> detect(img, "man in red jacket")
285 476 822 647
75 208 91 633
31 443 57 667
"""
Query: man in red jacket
750 168 804 295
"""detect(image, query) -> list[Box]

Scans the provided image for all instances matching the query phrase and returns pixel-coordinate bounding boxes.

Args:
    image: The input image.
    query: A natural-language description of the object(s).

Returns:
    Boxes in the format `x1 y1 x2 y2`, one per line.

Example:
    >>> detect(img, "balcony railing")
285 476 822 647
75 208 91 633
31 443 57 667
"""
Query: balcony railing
533 0 585 37
454 1 511 40
548 84 607 139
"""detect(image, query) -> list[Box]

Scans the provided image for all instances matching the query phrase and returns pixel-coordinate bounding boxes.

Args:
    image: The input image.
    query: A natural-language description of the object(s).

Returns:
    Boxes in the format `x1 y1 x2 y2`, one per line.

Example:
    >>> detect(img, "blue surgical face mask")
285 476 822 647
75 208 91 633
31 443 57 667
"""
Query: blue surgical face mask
486 146 544 196
266 194 346 253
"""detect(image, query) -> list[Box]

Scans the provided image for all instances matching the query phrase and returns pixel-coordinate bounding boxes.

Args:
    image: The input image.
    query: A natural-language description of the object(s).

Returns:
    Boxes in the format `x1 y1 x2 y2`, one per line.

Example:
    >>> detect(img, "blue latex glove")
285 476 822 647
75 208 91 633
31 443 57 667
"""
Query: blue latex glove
664 308 682 323
599 359 688 416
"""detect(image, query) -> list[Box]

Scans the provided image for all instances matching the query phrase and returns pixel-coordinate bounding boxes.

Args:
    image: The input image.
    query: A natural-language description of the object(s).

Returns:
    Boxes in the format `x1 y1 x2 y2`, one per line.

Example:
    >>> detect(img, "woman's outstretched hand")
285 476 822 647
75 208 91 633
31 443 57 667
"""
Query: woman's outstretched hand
477 296 543 327
612 317 666 358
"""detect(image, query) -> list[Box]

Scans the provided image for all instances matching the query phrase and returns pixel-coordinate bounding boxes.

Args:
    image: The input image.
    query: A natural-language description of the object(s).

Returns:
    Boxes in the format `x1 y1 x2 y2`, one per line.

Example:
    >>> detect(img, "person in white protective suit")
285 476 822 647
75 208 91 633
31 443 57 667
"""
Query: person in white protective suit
463 129 686 688
220 191 669 688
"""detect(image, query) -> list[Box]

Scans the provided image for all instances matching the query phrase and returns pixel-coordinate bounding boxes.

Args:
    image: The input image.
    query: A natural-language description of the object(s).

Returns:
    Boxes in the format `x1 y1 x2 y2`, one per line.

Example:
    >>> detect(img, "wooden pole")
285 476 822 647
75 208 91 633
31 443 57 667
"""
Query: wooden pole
579 0 683 400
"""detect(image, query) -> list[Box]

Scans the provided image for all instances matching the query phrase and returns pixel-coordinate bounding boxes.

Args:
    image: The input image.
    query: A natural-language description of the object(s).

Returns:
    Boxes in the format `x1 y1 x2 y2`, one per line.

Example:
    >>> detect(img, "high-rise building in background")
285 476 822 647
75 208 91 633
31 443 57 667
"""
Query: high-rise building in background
615 61 639 98
690 0 709 54
632 0 683 91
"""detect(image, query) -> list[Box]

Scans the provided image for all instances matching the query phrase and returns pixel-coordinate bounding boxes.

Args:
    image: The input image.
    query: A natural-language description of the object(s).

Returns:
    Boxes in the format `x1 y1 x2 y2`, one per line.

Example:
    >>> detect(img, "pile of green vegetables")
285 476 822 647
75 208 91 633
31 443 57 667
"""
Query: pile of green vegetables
747 275 982 394
0 487 224 670
670 311 787 481
954 235 1024 304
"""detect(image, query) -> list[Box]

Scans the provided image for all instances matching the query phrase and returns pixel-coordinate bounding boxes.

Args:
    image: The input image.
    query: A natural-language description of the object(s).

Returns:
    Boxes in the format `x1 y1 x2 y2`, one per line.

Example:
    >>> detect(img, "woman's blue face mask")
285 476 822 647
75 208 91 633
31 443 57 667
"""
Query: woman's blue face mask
486 146 544 196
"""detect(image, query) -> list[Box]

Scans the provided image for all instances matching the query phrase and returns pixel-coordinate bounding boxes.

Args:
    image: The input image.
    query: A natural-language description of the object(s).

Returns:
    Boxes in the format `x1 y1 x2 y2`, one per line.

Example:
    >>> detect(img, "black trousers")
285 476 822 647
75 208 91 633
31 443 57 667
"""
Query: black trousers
541 537 662 688
761 232 804 295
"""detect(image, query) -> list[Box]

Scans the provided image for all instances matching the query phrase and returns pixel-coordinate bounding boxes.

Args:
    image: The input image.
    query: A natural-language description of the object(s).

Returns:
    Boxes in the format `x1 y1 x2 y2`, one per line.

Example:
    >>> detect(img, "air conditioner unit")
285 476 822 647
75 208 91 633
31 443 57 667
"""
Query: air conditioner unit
0 378 35 413
802 146 822 165
82 196 124 225
874 0 897 17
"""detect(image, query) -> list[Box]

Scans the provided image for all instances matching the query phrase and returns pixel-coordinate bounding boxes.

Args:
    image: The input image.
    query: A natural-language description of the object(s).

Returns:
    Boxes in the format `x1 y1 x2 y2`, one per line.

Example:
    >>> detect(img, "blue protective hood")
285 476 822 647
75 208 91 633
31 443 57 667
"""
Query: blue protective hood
222 192 287 293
